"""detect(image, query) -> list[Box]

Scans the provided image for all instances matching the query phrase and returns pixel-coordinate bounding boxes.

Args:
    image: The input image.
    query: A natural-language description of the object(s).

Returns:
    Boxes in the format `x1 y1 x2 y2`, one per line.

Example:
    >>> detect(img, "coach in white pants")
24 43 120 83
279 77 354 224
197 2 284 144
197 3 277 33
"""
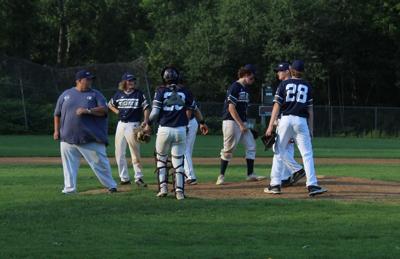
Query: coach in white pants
53 70 117 194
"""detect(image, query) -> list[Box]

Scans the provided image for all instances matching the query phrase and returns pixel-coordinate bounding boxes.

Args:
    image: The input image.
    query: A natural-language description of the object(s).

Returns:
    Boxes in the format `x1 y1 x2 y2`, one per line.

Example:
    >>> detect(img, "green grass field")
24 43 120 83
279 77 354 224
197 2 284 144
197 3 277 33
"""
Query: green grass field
0 164 400 258
1 135 400 158
1 135 400 258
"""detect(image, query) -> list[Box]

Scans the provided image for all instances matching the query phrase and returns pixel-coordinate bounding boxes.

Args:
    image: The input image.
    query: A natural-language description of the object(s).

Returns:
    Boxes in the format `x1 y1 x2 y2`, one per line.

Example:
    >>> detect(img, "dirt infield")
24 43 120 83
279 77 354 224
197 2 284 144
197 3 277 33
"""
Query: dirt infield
81 176 400 201
3 157 400 201
2 157 400 165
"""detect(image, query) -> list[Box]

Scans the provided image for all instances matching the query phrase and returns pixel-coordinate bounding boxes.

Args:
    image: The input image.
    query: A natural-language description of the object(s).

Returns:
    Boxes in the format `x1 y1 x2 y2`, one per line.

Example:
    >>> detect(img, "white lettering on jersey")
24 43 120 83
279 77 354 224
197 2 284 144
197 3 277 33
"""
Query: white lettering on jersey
238 91 249 103
117 98 140 109
285 83 308 104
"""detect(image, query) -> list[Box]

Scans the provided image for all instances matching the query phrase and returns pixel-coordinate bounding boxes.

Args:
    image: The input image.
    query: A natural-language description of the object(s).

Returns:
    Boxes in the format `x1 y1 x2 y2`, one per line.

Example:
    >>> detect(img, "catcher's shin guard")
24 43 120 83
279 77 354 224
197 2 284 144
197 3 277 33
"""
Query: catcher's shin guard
171 154 185 194
154 152 171 192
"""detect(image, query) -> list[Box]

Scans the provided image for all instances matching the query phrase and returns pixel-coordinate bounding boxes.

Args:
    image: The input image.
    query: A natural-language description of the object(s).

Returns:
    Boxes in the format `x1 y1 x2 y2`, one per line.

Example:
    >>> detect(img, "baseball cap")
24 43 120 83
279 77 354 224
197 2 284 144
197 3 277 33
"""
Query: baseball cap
121 72 136 81
291 60 305 72
75 70 95 80
244 64 257 75
274 62 290 72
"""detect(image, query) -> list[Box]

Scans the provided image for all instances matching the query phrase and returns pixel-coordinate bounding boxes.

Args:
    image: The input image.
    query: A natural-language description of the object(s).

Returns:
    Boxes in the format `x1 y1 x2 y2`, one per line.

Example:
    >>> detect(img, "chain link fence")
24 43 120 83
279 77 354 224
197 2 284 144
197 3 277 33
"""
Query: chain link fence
1 55 399 137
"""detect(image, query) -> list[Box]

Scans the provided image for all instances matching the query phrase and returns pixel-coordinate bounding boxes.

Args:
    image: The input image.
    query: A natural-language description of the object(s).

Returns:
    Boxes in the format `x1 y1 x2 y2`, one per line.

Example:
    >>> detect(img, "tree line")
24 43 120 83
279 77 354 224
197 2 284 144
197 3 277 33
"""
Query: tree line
1 0 400 107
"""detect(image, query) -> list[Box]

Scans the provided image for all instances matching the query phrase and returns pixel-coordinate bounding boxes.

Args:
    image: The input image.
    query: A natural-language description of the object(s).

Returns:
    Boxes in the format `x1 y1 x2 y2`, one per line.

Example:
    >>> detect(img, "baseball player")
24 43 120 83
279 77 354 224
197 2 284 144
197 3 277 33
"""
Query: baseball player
148 66 196 200
184 105 209 185
53 70 117 194
108 72 150 187
264 60 327 196
273 62 305 187
216 64 265 185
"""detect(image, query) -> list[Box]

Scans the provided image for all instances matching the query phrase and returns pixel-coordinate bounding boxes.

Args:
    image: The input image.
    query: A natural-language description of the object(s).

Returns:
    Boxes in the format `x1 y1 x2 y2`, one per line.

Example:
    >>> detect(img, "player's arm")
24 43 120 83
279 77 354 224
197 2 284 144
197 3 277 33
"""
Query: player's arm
76 92 108 116
53 116 60 140
76 106 107 116
228 103 247 133
194 107 208 135
307 106 314 138
108 99 119 115
149 88 162 124
265 103 280 136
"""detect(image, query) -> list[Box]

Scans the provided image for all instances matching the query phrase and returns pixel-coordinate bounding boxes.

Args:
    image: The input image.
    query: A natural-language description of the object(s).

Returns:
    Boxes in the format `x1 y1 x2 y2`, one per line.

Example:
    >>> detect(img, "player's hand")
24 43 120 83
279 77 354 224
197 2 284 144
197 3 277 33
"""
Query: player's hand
265 126 273 137
199 123 209 135
53 131 59 140
143 124 151 134
76 107 88 115
239 124 248 133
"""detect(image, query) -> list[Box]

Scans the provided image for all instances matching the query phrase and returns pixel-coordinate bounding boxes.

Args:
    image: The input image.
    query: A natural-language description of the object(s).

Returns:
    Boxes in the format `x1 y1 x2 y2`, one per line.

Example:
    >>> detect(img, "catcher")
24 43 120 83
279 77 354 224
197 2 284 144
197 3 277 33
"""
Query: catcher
108 72 151 187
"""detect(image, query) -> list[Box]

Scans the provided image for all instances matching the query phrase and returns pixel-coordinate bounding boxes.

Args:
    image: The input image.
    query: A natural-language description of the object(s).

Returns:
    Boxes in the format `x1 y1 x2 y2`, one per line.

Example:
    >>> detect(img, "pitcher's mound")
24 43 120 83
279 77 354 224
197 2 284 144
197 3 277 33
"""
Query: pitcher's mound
81 176 400 201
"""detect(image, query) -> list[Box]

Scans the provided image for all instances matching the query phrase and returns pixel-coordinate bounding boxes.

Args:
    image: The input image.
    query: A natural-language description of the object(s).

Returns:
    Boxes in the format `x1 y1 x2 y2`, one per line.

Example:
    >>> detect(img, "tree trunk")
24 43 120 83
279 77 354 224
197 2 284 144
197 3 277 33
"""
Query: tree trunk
56 0 67 67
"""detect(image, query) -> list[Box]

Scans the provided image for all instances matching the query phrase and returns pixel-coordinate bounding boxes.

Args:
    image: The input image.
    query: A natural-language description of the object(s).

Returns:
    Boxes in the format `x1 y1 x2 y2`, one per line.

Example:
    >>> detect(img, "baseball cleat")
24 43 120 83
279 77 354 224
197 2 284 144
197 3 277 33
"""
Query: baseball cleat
307 185 327 196
186 179 198 185
216 175 225 185
175 191 185 200
246 173 267 181
108 187 117 193
264 185 282 194
157 187 168 197
120 180 131 185
135 178 148 187
281 176 294 187
292 169 306 184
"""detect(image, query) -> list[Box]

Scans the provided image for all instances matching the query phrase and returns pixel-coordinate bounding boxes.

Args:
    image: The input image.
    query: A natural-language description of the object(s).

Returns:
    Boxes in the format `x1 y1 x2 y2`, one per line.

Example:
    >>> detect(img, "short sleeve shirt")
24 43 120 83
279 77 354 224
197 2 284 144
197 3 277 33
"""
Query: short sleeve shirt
222 81 249 122
54 87 109 145
109 89 149 122
152 84 196 127
273 78 313 118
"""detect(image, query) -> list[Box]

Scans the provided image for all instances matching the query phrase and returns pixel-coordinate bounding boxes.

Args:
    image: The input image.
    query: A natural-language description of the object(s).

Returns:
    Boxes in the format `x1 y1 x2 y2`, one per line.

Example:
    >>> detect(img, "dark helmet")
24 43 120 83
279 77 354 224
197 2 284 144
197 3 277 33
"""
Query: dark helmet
161 67 179 84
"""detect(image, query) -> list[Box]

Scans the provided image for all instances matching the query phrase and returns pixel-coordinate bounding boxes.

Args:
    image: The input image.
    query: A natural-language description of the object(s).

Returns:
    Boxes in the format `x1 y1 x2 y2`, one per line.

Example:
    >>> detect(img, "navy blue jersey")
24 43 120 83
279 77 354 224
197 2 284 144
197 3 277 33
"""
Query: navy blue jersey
222 81 249 122
274 78 313 118
109 89 149 122
152 84 195 127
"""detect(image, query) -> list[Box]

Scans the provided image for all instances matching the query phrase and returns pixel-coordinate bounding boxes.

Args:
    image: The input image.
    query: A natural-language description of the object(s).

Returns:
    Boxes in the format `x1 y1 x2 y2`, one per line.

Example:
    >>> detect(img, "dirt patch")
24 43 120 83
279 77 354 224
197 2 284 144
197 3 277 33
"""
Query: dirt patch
2 157 400 165
81 176 400 201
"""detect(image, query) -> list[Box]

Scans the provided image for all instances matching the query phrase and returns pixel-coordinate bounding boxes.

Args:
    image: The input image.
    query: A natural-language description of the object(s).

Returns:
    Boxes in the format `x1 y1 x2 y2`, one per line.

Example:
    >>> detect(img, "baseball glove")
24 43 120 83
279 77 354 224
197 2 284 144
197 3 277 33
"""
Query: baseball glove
250 129 259 139
133 126 151 144
260 132 276 150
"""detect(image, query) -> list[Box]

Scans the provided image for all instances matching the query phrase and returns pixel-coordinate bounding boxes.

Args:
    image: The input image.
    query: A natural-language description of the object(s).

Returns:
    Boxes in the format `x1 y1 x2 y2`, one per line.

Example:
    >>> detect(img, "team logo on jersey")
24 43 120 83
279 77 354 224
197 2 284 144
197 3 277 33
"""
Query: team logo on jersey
117 98 140 109
86 96 93 100
238 91 249 103
63 95 70 101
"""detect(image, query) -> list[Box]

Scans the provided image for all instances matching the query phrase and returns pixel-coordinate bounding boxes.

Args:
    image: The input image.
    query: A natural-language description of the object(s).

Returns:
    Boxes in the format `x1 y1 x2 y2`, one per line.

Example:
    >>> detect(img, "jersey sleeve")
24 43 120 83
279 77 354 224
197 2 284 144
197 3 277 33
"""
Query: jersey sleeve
273 83 285 105
108 92 119 107
152 87 163 109
306 84 313 106
226 83 240 106
53 93 64 117
95 91 107 107
141 93 150 110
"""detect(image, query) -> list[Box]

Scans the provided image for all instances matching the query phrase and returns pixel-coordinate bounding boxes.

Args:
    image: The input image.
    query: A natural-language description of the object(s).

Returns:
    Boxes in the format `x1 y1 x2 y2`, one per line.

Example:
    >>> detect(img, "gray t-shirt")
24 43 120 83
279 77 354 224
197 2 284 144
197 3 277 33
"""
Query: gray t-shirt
54 87 109 145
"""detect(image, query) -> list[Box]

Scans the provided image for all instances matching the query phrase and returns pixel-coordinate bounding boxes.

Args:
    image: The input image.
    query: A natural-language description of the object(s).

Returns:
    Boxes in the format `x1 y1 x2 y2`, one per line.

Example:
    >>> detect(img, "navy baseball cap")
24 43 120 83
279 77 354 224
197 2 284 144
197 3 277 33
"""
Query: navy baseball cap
274 62 290 72
75 70 95 80
244 64 257 75
121 72 136 81
291 60 305 72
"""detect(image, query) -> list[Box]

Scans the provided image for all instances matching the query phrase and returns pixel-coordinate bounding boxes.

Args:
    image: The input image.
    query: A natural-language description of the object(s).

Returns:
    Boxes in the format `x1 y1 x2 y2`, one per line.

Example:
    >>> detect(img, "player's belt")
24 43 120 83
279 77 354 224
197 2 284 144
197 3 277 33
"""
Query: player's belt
120 120 139 123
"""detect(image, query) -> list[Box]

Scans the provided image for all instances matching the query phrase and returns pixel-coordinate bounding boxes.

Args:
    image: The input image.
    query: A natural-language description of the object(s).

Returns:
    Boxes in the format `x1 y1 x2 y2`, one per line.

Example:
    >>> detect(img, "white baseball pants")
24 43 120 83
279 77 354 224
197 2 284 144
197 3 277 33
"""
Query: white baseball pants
270 115 318 187
60 141 117 193
156 126 186 191
114 121 143 182
184 118 198 180
220 120 256 161
272 142 302 180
